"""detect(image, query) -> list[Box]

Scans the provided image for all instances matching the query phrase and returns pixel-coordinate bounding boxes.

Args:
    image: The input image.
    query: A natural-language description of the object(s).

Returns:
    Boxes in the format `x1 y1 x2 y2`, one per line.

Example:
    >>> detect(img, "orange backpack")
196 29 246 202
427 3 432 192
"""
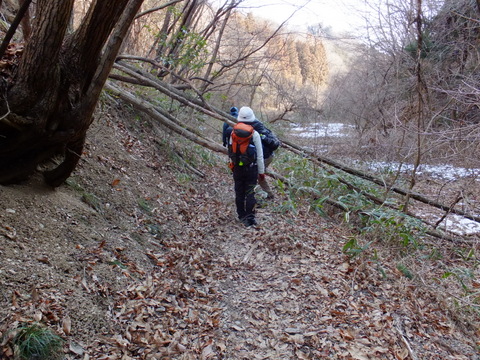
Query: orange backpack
228 123 256 167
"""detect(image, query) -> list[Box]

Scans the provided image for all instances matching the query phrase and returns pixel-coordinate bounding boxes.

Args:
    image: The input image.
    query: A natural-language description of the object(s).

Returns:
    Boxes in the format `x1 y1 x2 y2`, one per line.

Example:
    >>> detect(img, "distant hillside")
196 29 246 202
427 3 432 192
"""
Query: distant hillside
322 37 357 80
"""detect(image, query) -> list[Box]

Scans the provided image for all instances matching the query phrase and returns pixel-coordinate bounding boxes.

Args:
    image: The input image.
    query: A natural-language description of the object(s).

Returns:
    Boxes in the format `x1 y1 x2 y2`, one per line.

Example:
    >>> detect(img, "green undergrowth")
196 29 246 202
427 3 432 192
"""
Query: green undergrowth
273 150 427 251
65 178 102 212
271 150 480 321
8 323 64 360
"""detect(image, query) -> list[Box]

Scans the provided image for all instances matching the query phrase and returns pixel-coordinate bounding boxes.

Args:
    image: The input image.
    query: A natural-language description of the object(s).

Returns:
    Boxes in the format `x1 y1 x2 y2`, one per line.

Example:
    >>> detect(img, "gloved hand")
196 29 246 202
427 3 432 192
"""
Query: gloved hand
258 173 265 181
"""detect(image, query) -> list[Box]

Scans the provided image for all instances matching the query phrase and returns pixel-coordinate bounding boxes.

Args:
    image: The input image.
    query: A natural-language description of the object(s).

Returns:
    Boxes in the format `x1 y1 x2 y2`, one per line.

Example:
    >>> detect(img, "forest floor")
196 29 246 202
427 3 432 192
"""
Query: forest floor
1 104 479 360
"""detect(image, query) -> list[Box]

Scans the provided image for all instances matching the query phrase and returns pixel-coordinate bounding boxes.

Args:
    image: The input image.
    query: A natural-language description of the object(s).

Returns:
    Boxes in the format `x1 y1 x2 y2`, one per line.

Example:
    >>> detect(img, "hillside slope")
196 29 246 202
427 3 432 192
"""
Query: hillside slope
0 104 478 359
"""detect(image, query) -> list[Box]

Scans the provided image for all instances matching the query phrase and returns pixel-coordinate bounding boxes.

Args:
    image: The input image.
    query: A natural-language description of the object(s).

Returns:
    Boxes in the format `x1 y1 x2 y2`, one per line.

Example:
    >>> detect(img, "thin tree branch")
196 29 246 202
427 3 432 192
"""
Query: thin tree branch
134 0 184 19
0 0 32 59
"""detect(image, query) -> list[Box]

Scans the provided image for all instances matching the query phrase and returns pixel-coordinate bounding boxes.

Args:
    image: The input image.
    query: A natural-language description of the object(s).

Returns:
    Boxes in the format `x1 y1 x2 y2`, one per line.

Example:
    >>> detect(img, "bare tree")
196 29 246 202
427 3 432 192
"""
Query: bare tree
404 0 428 212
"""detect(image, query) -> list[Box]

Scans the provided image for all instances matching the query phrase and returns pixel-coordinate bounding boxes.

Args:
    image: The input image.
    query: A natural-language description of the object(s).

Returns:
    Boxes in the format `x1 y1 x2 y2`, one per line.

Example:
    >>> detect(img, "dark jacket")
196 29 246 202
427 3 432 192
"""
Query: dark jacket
222 122 232 147
247 120 272 159
223 117 279 158
240 119 278 159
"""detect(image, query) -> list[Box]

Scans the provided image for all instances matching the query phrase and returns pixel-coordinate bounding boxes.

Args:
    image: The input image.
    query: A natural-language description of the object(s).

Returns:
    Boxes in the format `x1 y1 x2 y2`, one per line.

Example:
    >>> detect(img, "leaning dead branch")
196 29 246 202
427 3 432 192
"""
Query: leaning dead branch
105 81 226 155
112 62 235 126
268 170 465 243
281 141 480 224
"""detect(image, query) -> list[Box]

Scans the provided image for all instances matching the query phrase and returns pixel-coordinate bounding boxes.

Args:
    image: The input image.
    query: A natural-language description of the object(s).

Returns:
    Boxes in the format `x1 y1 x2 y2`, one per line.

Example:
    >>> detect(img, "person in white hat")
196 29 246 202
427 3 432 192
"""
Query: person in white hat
236 106 279 199
228 111 264 227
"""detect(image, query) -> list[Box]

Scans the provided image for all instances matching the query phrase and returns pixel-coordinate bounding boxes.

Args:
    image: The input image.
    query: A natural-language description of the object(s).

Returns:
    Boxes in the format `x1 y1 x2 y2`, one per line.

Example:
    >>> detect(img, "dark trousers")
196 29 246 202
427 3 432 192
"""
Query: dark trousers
233 164 258 221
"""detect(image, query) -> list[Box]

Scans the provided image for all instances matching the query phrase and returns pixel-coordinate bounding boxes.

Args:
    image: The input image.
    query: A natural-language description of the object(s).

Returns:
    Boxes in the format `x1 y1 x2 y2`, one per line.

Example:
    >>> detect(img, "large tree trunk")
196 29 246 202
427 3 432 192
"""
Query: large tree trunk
0 0 145 186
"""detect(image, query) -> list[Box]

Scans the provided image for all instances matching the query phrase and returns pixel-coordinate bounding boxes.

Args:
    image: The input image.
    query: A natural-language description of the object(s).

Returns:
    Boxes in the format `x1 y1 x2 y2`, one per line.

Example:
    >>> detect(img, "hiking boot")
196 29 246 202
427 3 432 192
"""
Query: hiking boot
239 215 257 227
239 217 250 226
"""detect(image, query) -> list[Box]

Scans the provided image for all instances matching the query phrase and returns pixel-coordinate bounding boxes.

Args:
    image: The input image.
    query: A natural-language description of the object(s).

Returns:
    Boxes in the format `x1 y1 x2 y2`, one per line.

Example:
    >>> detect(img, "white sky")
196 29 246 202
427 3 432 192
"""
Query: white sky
239 0 368 34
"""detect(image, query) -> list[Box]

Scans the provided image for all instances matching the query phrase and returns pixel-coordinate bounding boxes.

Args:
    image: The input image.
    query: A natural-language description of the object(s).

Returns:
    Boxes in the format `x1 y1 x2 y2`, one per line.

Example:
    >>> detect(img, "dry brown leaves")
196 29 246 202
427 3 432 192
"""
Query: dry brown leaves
0 42 23 81
1 113 479 360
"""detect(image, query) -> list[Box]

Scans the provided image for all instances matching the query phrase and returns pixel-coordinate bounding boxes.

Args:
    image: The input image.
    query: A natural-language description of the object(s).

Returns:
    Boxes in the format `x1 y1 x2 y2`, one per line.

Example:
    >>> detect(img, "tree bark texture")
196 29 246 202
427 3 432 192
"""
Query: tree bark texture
19 0 32 40
0 0 145 186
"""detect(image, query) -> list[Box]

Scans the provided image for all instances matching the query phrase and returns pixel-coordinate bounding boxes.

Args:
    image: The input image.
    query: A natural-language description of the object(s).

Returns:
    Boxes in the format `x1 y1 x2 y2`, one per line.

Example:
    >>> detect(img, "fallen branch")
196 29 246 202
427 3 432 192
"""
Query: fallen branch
242 241 260 264
105 81 226 155
394 315 419 360
171 149 205 178
281 141 480 224
112 62 235 126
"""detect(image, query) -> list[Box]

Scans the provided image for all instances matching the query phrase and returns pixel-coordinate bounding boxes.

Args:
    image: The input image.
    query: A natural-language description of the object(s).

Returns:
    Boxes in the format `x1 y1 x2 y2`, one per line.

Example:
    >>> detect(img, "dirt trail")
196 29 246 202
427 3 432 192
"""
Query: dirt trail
1 112 478 359
192 195 478 360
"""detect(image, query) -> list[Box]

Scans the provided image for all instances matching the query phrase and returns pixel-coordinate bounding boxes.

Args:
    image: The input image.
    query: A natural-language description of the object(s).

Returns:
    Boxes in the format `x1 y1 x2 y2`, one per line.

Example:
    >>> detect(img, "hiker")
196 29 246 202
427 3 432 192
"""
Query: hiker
228 119 265 227
222 107 238 147
236 106 280 199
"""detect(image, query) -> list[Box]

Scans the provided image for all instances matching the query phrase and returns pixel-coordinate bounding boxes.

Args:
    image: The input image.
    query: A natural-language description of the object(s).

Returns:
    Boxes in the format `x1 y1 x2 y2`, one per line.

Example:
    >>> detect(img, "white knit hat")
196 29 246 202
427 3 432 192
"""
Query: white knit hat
237 106 255 123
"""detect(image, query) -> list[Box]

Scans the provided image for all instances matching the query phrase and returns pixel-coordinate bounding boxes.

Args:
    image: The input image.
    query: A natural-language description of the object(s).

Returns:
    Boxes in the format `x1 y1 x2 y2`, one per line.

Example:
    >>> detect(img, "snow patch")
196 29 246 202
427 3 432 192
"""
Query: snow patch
416 211 480 236
290 123 354 138
359 161 480 182
441 214 480 236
